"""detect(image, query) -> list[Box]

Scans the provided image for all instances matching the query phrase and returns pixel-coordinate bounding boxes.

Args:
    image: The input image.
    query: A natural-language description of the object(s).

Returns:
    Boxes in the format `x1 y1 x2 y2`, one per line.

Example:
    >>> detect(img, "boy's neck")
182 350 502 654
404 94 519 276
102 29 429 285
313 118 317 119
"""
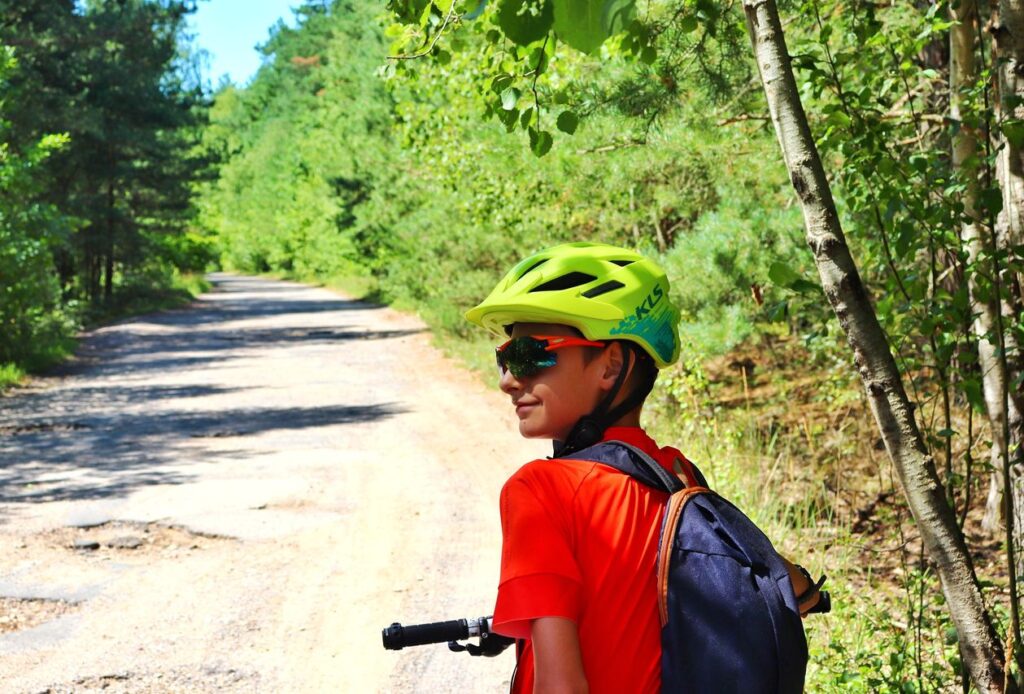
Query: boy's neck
609 409 642 429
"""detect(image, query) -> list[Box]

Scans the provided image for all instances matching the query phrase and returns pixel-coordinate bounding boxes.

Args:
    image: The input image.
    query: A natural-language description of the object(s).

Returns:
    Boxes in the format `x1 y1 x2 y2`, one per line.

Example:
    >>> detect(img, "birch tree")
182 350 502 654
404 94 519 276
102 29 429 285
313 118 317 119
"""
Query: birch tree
980 0 1024 559
738 0 1012 688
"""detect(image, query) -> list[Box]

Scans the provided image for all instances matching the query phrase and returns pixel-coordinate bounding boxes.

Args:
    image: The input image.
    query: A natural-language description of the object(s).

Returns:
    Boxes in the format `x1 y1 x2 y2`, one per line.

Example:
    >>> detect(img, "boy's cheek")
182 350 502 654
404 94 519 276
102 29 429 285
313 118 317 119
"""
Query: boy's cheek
517 408 554 438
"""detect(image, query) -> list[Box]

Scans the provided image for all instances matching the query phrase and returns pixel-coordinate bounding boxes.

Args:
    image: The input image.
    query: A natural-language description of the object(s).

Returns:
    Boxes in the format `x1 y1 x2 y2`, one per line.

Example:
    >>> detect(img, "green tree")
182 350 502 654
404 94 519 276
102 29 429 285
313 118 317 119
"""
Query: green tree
0 0 210 371
0 45 72 365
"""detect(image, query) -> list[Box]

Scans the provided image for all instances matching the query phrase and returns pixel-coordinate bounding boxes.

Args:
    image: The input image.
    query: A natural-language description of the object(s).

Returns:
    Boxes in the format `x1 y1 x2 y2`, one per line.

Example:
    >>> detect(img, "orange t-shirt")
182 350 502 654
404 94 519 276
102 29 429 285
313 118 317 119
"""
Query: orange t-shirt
492 426 688 694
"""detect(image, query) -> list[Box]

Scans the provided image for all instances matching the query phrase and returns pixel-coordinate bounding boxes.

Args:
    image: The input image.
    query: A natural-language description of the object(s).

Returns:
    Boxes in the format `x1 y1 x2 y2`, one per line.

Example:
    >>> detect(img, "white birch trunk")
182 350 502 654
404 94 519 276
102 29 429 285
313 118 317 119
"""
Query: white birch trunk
741 0 1009 689
980 0 1024 543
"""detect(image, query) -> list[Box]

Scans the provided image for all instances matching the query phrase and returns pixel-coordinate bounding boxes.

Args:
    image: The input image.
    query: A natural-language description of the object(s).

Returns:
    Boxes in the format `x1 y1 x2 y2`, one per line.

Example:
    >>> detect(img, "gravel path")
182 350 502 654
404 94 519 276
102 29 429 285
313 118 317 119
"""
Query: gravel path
0 274 545 693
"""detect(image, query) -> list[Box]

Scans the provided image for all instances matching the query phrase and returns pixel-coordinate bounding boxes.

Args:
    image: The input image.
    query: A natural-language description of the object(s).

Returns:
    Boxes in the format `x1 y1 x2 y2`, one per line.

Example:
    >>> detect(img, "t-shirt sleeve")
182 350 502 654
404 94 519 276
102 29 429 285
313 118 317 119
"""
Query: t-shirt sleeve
491 462 583 640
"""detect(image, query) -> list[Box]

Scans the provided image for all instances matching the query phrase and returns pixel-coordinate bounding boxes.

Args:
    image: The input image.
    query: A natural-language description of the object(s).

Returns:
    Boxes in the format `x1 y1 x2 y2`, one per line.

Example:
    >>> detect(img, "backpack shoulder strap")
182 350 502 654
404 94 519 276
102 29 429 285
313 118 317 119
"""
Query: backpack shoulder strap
672 454 708 489
560 440 684 494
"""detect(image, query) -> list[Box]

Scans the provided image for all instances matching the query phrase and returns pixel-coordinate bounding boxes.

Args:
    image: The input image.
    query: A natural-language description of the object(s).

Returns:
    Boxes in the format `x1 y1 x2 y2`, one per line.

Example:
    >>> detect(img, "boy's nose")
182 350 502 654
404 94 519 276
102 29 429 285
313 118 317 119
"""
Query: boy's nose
498 367 521 394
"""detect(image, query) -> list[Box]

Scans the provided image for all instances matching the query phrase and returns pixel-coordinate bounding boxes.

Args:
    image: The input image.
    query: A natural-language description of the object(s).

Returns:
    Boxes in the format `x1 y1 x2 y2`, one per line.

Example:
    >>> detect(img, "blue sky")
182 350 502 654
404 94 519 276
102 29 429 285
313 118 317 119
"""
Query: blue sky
189 0 297 86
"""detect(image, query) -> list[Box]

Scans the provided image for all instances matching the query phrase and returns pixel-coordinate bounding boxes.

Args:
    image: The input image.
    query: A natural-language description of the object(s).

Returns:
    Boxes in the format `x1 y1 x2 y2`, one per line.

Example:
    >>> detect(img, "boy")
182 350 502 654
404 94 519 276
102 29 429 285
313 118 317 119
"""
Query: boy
465 242 687 694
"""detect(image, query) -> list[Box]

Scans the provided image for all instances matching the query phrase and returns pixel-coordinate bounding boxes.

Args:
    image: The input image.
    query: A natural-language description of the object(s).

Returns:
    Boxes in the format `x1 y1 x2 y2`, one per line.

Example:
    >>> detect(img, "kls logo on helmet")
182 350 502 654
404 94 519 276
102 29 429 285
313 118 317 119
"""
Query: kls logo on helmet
633 284 664 319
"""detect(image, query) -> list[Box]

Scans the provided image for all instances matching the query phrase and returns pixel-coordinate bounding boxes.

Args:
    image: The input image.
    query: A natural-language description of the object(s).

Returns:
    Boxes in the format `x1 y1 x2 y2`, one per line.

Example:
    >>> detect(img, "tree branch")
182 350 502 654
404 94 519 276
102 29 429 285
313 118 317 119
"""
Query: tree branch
387 3 459 61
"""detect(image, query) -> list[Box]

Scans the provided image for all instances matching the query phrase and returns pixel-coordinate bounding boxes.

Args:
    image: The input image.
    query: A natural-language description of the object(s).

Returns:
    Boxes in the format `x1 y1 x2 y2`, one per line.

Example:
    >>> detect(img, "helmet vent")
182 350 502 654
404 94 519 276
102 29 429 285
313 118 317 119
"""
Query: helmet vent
517 258 548 280
530 272 597 292
610 259 634 267
582 280 626 298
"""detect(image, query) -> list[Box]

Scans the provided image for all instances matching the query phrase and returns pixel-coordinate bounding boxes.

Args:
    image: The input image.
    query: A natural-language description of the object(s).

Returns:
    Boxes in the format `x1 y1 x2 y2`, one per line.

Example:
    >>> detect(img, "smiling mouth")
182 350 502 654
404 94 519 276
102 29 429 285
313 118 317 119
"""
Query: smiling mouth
515 403 537 416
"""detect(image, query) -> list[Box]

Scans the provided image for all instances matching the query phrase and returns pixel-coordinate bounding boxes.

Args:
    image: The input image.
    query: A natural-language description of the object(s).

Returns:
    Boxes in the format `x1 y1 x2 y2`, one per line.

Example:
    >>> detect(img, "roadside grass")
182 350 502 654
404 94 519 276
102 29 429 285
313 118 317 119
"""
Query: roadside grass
1 271 211 393
84 270 211 326
316 272 381 305
0 362 26 389
643 334 1001 692
254 268 381 305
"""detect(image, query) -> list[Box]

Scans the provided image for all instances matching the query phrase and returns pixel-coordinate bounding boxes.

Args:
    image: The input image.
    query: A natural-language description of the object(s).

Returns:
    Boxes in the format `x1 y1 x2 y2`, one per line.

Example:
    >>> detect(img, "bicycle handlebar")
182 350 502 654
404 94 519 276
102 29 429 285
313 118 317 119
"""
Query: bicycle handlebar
382 616 491 650
382 616 513 657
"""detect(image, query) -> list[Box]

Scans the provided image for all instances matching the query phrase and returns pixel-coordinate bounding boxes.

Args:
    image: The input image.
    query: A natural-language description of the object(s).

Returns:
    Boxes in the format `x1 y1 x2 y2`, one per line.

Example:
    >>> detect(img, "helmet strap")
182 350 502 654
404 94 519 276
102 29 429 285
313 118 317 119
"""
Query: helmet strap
553 344 638 457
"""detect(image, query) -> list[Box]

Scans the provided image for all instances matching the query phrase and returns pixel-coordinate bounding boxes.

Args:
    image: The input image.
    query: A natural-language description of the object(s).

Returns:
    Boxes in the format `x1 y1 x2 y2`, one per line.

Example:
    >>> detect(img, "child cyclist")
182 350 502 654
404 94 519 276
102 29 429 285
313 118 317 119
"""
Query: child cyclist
464 241 691 693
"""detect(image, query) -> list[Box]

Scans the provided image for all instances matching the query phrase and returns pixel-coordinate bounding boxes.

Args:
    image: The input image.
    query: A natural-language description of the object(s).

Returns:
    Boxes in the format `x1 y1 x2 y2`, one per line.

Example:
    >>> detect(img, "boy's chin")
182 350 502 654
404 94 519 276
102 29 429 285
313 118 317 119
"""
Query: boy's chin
517 421 569 441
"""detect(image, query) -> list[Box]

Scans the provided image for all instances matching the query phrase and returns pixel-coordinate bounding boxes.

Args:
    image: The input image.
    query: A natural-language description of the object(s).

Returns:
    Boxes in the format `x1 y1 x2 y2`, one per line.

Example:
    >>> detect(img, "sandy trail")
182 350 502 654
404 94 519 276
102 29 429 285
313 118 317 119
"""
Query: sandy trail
0 274 545 693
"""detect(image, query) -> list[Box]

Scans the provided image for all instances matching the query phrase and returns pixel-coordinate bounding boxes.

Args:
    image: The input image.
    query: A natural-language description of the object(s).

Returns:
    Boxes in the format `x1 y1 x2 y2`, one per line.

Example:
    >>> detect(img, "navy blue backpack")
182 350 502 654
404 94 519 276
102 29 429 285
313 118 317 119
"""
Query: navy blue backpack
564 440 812 694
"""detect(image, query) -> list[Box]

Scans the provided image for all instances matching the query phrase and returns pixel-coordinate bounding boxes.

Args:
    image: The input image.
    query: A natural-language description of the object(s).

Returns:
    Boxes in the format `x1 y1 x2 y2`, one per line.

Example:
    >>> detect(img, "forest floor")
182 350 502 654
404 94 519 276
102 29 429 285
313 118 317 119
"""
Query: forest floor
0 274 546 693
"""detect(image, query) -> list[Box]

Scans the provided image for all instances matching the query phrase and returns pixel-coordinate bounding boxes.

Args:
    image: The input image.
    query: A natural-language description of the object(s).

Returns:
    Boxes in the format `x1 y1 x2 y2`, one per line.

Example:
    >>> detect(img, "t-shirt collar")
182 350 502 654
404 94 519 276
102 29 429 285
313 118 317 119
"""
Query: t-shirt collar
601 426 659 457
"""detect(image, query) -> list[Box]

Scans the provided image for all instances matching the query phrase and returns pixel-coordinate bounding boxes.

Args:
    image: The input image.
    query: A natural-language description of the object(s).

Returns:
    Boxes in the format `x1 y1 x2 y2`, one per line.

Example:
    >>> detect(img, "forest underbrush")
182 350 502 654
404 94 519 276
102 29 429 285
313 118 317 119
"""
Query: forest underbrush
0 271 210 392
640 333 1009 692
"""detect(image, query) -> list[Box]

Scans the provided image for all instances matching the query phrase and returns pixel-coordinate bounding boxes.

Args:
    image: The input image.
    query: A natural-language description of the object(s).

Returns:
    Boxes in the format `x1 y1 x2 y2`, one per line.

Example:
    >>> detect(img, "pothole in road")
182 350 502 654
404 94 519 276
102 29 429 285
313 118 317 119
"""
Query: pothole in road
40 520 234 557
0 596 79 634
38 667 257 693
0 421 91 436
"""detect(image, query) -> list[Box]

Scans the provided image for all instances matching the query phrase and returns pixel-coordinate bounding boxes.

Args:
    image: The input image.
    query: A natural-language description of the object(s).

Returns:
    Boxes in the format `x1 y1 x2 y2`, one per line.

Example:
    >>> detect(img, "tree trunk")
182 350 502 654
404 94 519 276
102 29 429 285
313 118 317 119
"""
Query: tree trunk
104 178 115 303
981 0 1024 547
996 0 1024 251
740 0 1011 690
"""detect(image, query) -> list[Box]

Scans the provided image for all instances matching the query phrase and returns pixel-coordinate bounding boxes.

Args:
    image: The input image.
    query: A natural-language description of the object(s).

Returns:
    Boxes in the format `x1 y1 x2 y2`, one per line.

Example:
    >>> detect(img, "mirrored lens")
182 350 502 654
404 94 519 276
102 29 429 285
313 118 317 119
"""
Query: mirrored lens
496 337 557 378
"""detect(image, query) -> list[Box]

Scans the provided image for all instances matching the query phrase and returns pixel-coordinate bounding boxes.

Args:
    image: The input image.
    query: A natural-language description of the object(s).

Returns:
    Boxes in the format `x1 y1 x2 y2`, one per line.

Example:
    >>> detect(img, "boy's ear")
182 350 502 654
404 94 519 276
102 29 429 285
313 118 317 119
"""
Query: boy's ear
599 342 626 389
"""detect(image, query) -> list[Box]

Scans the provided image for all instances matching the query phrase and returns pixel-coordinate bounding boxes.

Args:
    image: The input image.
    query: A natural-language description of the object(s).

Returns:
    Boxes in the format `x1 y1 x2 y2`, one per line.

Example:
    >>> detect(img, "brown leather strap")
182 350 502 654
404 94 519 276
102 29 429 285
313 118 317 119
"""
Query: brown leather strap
672 456 701 489
781 557 823 616
657 487 711 625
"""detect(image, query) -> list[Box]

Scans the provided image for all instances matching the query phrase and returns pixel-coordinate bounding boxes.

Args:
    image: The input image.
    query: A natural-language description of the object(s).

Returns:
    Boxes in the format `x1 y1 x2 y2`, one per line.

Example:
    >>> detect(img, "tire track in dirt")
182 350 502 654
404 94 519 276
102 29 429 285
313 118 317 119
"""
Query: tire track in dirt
0 274 545 693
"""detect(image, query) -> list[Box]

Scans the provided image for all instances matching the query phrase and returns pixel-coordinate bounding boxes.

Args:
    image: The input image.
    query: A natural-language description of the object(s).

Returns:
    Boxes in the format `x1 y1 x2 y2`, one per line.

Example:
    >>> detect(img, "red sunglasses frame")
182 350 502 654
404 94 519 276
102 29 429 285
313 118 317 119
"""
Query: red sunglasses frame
496 334 607 354
495 334 607 378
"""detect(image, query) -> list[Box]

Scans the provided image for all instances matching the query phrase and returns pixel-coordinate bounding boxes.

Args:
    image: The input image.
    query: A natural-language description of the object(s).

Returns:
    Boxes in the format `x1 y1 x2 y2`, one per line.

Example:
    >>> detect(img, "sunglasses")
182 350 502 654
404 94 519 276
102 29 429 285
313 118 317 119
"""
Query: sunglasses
495 335 606 378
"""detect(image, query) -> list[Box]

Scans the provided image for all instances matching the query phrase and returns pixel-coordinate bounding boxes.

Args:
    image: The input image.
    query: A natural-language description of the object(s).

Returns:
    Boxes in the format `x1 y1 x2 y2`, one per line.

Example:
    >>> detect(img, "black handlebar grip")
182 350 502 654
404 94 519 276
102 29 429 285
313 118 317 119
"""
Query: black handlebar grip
382 619 470 650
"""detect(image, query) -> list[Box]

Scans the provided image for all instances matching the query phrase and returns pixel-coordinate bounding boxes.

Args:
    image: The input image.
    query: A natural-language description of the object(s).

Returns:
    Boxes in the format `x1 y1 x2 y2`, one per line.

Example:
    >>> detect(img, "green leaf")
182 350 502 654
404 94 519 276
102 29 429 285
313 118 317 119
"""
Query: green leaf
465 0 489 20
501 86 521 110
553 0 636 54
1003 119 1024 149
894 219 915 259
520 106 535 127
765 299 789 322
768 261 802 288
978 187 1003 216
497 0 554 46
528 45 549 74
826 110 851 129
791 278 819 294
679 15 698 33
498 107 520 132
963 378 986 412
937 428 956 438
640 45 657 64
388 0 432 25
491 73 514 94
556 110 579 134
529 126 553 156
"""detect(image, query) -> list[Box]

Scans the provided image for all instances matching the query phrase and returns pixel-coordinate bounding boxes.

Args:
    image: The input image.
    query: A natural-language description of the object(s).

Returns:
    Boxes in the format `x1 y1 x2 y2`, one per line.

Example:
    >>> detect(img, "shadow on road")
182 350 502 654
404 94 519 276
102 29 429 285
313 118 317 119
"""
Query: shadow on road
54 275 423 379
0 401 404 503
0 274 417 505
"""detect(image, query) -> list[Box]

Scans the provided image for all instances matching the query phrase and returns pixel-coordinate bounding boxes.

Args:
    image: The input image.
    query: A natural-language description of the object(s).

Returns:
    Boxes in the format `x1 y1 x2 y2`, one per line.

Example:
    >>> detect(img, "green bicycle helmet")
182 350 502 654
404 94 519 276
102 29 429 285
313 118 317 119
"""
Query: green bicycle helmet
465 242 681 368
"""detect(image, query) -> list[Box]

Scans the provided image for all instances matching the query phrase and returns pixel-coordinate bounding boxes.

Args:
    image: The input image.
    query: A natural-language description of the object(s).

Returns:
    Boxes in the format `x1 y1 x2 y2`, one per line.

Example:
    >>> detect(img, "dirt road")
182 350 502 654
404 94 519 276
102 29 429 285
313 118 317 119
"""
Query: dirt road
0 274 545 693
